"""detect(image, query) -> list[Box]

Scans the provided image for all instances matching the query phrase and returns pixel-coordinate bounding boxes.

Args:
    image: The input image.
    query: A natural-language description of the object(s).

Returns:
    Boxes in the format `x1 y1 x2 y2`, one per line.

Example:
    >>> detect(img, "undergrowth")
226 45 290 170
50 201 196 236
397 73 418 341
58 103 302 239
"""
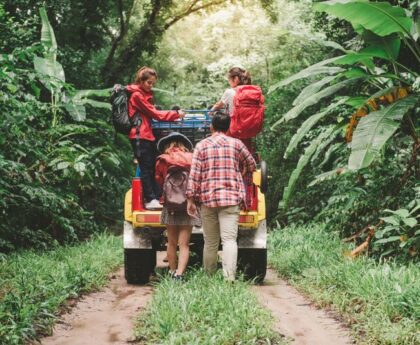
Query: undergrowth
0 233 122 345
268 223 420 345
135 270 284 345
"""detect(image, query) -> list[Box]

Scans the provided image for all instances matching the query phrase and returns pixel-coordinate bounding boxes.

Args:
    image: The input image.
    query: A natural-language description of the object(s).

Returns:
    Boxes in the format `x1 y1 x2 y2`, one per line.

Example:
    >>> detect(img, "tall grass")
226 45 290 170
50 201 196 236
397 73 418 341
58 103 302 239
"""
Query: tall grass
0 233 122 345
135 270 284 345
268 223 420 345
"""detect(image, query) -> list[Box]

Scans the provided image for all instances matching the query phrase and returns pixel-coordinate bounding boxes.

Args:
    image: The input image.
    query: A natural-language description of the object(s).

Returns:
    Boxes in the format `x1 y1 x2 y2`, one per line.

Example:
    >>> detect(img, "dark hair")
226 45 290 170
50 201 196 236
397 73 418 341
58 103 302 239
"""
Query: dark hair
228 67 252 85
211 112 230 132
171 105 181 111
134 66 158 84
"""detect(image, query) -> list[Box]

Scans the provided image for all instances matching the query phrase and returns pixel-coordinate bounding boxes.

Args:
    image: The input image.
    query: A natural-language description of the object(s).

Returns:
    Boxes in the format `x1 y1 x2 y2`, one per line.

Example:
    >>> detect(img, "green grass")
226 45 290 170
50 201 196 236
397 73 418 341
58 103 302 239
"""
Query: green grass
0 233 123 345
268 223 420 345
134 270 284 345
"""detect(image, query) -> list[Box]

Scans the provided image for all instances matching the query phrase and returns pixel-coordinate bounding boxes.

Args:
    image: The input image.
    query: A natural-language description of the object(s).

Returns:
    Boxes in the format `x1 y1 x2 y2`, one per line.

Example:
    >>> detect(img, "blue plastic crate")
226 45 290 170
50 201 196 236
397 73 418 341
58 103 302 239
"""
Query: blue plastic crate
152 110 211 146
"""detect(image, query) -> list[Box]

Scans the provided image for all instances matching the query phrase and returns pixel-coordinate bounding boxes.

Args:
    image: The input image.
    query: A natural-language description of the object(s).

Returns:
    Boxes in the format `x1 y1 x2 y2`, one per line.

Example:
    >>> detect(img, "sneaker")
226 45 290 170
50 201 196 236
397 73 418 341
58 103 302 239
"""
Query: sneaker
145 199 163 210
172 274 184 282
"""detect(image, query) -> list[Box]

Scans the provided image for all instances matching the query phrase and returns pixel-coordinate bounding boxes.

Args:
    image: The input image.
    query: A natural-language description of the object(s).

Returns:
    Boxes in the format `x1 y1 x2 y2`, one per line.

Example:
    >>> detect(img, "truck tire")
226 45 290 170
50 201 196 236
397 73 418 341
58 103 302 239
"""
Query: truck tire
124 249 156 284
237 248 267 283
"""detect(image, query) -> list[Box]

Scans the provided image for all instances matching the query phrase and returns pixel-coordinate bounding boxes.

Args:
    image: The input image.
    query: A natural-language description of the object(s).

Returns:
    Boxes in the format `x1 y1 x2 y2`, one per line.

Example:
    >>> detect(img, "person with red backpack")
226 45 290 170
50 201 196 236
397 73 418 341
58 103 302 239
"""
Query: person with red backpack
210 67 264 154
155 132 200 280
126 67 185 210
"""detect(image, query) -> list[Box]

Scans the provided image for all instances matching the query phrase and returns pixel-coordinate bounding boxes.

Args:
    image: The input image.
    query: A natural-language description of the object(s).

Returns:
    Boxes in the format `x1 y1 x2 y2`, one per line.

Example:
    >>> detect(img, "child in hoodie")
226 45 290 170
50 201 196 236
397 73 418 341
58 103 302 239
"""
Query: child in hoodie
127 67 185 210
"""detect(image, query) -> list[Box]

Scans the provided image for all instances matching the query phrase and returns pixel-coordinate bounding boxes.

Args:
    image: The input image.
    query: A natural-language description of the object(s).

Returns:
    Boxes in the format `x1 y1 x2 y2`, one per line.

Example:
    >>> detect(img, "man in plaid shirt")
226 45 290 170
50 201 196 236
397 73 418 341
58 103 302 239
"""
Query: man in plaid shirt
186 112 256 281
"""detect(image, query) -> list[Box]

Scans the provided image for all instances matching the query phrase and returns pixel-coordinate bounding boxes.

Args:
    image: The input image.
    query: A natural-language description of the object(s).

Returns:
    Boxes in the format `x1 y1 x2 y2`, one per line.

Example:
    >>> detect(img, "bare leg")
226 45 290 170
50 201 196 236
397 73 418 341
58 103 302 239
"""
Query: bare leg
176 225 193 276
166 225 179 272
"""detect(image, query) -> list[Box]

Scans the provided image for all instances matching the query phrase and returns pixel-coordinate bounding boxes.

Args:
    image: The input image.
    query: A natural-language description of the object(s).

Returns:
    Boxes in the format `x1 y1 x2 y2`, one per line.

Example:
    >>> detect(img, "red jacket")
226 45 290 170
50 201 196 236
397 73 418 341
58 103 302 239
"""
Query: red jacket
155 148 193 187
126 84 180 141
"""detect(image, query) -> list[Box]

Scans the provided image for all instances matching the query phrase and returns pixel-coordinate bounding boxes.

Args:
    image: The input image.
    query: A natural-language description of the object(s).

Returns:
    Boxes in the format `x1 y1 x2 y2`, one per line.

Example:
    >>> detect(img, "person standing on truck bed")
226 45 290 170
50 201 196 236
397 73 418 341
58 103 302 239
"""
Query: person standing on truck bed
186 112 256 281
126 67 185 210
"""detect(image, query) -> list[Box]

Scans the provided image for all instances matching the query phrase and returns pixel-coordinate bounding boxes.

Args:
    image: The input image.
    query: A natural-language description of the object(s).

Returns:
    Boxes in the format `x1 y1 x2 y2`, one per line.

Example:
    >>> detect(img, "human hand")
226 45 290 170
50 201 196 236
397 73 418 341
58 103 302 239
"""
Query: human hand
178 109 186 118
187 199 198 219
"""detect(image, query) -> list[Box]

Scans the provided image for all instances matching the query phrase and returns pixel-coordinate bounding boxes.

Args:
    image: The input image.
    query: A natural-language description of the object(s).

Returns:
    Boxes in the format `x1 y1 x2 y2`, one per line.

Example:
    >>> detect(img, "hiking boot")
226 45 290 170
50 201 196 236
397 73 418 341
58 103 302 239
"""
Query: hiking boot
145 199 163 210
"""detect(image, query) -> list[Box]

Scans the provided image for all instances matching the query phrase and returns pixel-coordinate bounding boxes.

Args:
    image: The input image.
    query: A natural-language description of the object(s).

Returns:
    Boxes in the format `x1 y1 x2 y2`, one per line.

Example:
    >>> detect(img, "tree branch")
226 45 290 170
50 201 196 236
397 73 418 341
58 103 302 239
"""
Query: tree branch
164 0 228 30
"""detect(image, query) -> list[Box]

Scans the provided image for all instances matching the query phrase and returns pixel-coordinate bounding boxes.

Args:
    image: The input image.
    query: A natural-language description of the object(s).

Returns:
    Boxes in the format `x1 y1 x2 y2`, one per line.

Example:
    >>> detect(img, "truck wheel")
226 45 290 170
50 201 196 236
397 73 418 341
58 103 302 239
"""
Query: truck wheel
260 161 268 194
124 249 156 284
237 248 267 283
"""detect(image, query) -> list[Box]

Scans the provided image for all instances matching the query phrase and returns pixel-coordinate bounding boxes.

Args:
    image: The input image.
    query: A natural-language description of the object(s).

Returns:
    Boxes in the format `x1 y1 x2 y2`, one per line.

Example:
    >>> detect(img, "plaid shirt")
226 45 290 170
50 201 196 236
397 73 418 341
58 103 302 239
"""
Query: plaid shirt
186 132 256 207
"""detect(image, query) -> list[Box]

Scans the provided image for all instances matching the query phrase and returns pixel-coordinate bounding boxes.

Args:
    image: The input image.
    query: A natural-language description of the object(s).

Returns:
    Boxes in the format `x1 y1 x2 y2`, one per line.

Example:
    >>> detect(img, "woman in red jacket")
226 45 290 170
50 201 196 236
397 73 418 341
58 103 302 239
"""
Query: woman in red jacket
127 67 185 210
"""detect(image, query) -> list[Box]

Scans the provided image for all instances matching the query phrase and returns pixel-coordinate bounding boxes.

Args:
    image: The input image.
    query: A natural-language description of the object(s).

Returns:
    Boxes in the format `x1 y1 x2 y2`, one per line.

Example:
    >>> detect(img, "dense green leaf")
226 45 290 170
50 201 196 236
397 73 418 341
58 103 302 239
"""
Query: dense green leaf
375 236 402 244
284 98 348 158
402 217 417 228
346 96 368 108
268 56 344 93
272 78 358 127
282 126 336 208
79 99 111 110
34 56 65 85
311 123 346 164
64 101 87 121
380 216 400 226
362 32 401 61
39 7 57 61
348 96 418 170
385 208 410 218
73 89 112 99
314 1 413 37
293 76 337 106
308 167 348 187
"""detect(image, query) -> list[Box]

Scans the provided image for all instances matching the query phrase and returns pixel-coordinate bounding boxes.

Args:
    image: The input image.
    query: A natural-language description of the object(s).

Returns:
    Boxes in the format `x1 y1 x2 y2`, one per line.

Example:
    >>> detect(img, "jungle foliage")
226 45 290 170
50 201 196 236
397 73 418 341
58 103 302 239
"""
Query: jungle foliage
265 0 419 259
0 0 418 260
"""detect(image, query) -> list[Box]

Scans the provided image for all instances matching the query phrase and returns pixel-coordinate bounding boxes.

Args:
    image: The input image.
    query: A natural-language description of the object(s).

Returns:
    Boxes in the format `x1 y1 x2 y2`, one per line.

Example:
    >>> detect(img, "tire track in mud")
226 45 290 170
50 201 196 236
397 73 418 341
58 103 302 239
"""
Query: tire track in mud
40 256 352 345
253 269 353 345
39 253 163 345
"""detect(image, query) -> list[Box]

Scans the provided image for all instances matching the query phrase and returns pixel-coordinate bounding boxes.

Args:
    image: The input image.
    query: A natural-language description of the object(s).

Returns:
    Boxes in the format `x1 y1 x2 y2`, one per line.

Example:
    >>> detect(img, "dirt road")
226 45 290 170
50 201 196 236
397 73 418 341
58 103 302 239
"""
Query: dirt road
40 255 352 345
254 269 352 345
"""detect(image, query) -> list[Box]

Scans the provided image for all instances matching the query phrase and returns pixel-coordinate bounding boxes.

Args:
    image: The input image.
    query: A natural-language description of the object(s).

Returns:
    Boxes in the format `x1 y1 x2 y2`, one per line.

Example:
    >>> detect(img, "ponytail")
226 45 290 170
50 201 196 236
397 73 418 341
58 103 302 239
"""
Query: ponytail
228 67 252 85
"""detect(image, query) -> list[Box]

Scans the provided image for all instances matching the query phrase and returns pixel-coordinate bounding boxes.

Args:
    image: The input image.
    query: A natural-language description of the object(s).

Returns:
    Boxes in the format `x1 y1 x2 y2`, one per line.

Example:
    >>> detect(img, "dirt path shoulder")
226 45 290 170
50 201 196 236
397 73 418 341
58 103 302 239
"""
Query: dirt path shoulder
254 269 353 345
39 254 165 345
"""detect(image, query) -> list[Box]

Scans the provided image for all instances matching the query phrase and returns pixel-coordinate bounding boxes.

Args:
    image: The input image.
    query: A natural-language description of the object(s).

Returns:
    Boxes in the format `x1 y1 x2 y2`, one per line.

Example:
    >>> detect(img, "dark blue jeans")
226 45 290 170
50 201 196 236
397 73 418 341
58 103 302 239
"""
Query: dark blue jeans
131 139 161 202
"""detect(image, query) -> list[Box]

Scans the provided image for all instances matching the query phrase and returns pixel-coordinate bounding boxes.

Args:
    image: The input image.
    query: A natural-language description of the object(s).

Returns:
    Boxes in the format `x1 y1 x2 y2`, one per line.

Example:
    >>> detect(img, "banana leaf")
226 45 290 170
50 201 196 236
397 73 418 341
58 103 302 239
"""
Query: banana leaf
308 167 349 187
39 7 57 61
348 95 418 170
268 56 344 93
272 78 358 127
293 76 337 106
284 98 348 158
311 123 346 164
64 101 86 122
34 56 65 92
314 1 413 37
281 125 336 208
73 89 112 99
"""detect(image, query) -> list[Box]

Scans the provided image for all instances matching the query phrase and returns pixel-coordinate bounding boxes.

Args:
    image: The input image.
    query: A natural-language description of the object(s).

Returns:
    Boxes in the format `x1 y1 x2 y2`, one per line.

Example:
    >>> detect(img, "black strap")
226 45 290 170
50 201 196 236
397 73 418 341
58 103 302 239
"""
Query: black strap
133 111 142 155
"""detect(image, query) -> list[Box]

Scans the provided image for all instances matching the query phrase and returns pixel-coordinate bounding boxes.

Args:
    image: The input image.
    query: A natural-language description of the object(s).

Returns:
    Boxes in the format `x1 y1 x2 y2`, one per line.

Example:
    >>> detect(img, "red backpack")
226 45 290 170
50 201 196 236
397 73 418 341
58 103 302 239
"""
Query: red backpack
229 85 265 139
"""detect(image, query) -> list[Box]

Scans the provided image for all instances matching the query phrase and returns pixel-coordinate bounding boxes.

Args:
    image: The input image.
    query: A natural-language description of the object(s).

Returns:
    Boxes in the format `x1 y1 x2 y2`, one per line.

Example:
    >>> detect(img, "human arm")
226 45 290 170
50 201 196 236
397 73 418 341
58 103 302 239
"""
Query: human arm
186 147 202 201
131 93 185 121
238 143 256 175
187 198 199 219
210 89 233 111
